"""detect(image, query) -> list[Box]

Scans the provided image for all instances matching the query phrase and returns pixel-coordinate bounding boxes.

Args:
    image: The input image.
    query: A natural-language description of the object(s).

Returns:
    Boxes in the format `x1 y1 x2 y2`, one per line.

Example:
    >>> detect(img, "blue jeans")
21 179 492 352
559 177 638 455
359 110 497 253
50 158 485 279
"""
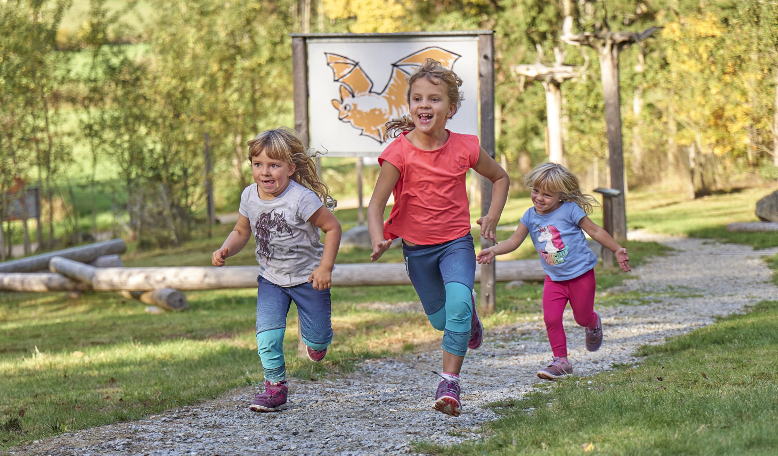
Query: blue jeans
403 234 476 357
255 275 333 382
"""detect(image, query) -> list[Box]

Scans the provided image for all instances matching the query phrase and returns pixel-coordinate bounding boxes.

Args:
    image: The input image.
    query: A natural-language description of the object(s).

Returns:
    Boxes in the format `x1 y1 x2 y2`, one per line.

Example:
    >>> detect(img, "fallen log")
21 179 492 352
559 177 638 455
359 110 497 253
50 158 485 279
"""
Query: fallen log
0 239 126 273
89 254 123 268
726 222 778 232
0 273 90 292
49 256 96 283
50 257 188 311
48 260 546 291
2 261 545 292
118 288 188 311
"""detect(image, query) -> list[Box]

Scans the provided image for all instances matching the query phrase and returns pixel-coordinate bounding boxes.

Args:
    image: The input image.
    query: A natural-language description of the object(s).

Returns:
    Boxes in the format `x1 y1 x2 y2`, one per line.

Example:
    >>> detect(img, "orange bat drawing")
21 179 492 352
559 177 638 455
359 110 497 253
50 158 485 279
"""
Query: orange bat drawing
326 47 461 143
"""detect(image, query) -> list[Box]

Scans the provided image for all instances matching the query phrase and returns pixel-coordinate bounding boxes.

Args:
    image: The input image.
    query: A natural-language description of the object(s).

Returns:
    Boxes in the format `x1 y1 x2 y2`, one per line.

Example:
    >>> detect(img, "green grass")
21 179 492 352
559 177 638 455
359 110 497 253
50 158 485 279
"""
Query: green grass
421 299 778 455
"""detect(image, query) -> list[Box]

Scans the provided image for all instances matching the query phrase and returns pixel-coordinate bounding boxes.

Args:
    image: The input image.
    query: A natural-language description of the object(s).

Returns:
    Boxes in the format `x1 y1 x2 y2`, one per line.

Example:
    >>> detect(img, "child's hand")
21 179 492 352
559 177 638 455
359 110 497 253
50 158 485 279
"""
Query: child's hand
308 266 332 290
370 239 393 262
615 248 631 272
476 247 496 264
211 247 229 267
476 215 499 241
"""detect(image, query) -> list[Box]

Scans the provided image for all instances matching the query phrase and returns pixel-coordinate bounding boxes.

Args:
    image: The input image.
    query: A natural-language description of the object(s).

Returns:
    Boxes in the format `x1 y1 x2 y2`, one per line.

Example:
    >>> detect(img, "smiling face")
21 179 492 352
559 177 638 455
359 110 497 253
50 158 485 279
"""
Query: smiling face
251 150 296 200
531 184 563 215
408 76 456 138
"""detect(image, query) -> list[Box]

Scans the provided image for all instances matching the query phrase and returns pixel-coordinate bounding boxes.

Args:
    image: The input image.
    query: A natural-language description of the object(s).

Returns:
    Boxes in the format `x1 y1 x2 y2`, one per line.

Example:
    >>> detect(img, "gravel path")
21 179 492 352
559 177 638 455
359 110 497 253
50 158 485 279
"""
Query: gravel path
9 234 778 456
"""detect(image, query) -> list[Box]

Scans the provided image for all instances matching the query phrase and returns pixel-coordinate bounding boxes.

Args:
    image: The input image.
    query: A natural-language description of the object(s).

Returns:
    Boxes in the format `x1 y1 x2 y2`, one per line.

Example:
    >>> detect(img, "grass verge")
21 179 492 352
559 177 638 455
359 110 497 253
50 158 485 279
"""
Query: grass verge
419 299 778 455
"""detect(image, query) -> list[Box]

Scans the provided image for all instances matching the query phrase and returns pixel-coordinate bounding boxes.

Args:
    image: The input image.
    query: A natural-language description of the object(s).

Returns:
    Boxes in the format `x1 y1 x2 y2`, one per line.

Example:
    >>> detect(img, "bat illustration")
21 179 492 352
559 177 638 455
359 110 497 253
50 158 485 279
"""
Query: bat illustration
326 47 461 143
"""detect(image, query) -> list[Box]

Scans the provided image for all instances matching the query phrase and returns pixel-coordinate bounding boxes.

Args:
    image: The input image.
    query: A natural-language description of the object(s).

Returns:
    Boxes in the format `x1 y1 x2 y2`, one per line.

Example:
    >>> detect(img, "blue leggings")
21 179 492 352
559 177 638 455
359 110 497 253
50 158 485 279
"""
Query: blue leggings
403 234 476 357
255 276 333 383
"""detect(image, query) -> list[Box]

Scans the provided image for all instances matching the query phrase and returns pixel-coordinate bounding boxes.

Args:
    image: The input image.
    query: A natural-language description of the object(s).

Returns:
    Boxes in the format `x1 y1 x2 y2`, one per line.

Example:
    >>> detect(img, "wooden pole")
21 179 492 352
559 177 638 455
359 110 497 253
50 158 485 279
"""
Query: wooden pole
356 157 364 225
49 256 96 283
0 239 126 273
0 260 545 292
479 32 496 314
292 34 311 359
0 273 90 292
599 46 627 242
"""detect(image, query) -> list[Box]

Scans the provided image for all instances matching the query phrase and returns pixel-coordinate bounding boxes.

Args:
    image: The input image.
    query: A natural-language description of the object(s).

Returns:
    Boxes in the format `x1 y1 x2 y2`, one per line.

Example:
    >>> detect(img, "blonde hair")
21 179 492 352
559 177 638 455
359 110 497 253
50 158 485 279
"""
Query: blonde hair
247 127 335 209
523 162 600 215
385 59 464 139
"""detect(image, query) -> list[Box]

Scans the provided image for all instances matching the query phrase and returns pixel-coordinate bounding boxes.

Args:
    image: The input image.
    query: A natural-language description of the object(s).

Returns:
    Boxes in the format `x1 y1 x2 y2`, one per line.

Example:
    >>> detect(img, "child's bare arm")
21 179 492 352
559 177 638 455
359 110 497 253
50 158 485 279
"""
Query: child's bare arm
578 216 631 272
477 223 529 264
211 215 251 266
307 206 342 290
471 147 509 241
367 162 400 262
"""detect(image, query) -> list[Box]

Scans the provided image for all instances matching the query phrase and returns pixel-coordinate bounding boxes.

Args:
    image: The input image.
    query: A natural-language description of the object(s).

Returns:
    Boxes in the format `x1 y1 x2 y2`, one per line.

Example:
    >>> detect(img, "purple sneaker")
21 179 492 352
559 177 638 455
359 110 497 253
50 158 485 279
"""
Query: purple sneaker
307 346 327 362
433 376 462 417
585 313 603 352
249 380 288 412
537 357 573 380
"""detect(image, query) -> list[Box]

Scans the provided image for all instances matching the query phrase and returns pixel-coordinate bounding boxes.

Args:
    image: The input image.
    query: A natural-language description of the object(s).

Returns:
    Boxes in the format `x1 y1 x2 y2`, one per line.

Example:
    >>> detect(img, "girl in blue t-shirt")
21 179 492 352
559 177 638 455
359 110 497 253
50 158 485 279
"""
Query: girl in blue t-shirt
477 162 630 380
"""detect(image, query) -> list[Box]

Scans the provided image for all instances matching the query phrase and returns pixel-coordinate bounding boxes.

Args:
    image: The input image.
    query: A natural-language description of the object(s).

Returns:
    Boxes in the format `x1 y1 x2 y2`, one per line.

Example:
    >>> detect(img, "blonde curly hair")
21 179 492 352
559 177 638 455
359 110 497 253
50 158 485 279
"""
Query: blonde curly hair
247 127 335 209
523 162 600 215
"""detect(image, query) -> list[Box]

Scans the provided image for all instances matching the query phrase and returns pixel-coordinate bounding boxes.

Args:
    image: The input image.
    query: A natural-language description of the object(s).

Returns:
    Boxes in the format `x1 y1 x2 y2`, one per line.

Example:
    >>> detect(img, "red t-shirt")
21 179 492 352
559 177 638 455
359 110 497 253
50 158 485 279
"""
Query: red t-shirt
378 130 480 245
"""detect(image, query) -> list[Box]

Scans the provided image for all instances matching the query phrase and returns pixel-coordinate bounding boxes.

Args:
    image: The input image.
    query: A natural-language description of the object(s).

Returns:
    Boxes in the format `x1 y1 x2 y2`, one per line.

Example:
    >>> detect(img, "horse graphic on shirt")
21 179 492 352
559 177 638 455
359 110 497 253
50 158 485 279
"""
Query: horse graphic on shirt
537 225 570 265
255 209 292 264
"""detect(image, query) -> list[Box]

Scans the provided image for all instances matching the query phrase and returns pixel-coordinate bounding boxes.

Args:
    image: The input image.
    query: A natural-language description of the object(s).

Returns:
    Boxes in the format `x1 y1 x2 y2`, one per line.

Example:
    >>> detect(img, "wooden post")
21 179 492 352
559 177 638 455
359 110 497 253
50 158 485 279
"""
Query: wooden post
356 157 364 225
599 48 627 243
292 34 311 359
593 188 620 268
479 32 496 314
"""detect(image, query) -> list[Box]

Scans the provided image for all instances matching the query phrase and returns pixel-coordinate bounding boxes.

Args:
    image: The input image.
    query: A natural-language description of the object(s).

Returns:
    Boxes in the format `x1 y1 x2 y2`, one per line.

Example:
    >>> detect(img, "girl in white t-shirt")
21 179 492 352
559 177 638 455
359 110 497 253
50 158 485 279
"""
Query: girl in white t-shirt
211 127 341 412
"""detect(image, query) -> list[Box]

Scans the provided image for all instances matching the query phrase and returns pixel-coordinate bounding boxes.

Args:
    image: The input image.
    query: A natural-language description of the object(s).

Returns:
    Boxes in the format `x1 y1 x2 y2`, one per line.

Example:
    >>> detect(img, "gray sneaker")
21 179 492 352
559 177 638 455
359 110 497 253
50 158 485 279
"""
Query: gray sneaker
537 358 573 380
585 313 603 352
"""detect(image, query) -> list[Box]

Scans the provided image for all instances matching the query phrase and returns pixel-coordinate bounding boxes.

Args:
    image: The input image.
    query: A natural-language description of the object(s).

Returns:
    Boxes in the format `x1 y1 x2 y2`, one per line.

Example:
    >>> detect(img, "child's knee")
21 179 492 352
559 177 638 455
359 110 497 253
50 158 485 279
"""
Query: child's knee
444 282 472 332
256 329 285 361
543 313 564 328
427 307 446 331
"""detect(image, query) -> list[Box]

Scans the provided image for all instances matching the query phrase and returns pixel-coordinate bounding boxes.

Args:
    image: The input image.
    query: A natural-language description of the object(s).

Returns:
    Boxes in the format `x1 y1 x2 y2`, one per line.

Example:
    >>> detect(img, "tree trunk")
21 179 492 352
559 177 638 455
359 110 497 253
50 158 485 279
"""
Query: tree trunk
233 134 247 189
632 86 644 179
774 68 778 166
518 150 532 176
543 80 564 164
599 45 627 242
667 107 678 178
687 141 696 200
203 133 215 238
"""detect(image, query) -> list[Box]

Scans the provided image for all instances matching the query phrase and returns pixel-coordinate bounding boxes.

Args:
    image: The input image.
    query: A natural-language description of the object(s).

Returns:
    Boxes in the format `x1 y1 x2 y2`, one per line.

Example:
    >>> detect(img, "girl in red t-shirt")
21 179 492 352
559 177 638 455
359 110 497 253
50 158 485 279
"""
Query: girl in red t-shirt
367 59 509 417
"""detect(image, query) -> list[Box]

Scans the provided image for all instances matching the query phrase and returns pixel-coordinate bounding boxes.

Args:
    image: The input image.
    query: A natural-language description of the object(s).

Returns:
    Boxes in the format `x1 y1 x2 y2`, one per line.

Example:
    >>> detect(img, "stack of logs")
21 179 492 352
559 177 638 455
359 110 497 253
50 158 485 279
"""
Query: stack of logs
0 239 187 311
0 239 548 313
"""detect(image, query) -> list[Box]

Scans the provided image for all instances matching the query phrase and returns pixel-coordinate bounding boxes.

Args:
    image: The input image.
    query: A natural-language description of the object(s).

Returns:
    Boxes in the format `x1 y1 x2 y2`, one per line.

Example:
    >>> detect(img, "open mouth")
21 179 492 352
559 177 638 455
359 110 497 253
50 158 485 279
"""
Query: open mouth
261 179 276 188
417 113 433 124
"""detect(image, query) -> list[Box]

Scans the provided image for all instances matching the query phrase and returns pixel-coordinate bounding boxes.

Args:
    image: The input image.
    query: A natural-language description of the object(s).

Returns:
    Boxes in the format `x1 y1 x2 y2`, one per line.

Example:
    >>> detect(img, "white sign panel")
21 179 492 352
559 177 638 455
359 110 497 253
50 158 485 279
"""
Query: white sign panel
307 36 480 157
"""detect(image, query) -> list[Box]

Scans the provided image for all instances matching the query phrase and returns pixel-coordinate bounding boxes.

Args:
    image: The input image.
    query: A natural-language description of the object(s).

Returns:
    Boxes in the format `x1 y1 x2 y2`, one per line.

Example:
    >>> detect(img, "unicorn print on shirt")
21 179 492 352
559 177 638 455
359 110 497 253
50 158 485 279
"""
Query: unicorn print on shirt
537 225 570 266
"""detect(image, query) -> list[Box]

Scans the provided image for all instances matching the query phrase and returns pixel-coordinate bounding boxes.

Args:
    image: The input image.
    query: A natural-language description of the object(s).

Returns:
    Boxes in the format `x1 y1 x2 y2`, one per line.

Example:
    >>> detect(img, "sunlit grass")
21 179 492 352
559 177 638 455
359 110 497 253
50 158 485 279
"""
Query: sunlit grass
421 300 778 455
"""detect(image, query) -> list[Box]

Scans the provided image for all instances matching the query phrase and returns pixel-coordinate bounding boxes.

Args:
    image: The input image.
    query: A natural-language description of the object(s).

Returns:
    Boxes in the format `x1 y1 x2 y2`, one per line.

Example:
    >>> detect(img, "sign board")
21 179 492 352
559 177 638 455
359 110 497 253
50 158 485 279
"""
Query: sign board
2 187 40 221
296 32 486 158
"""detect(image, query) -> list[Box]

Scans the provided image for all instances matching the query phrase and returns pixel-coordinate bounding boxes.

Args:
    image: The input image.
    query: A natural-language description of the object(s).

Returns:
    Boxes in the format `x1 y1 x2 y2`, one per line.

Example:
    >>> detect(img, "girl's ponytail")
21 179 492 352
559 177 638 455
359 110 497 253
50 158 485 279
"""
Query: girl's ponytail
385 114 416 139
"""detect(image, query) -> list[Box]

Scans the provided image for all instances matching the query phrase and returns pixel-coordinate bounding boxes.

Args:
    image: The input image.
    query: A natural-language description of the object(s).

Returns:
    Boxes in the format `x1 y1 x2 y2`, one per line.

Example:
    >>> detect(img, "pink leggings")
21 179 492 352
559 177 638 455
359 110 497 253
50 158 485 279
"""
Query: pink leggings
542 268 598 358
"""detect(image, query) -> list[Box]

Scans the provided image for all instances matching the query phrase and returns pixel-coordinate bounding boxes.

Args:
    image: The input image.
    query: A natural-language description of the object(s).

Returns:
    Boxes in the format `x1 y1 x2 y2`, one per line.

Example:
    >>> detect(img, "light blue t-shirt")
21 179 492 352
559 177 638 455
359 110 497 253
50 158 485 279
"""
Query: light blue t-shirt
519 202 598 281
